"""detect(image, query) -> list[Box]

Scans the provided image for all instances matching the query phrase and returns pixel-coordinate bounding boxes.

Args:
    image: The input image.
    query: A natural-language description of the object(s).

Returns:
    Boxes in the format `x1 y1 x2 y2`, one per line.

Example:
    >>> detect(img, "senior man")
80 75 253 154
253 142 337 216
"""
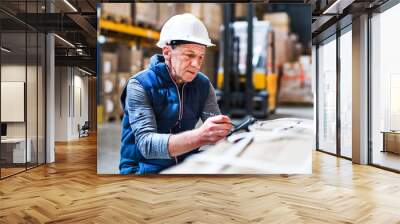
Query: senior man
119 13 232 174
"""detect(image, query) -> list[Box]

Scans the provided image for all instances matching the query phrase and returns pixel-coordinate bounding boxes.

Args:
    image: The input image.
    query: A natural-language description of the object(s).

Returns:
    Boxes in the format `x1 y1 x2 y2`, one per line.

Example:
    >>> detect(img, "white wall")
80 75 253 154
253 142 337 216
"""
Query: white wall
54 66 69 141
54 67 89 141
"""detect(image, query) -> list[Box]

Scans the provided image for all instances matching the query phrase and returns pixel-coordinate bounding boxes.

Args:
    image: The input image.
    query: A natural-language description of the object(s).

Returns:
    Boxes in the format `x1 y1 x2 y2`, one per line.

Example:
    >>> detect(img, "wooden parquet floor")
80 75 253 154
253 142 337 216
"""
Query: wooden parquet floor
1 167 26 178
1 134 400 223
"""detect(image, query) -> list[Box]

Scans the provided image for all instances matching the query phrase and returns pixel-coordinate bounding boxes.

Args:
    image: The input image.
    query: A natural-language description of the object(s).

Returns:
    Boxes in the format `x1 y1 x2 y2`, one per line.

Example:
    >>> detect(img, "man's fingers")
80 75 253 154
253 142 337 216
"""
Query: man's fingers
219 123 233 130
209 123 232 132
209 129 229 137
208 115 230 123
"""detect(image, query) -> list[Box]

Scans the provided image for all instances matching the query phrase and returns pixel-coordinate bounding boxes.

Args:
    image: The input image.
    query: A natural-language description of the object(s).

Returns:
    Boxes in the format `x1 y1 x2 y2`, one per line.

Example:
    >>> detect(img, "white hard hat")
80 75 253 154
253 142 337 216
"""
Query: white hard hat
157 13 215 48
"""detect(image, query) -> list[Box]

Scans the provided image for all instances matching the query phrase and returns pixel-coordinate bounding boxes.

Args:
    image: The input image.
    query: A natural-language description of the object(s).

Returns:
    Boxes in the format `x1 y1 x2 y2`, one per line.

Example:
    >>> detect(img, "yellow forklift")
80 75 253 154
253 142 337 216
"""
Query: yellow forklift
216 4 278 118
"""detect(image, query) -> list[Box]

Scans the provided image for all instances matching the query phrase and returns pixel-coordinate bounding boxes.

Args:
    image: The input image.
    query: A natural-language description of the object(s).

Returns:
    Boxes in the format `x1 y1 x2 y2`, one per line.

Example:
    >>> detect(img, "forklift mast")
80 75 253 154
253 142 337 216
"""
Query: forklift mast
217 3 269 118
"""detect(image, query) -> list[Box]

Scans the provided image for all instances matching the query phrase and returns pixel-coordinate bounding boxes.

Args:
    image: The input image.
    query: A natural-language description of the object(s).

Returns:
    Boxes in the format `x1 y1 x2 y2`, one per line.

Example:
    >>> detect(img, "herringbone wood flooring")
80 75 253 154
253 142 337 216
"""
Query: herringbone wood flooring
1 134 400 223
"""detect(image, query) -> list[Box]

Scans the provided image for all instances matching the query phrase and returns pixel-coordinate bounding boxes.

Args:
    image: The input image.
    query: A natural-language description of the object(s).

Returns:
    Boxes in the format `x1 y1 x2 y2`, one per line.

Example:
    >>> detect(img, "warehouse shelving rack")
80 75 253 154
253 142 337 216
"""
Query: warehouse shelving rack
99 18 160 41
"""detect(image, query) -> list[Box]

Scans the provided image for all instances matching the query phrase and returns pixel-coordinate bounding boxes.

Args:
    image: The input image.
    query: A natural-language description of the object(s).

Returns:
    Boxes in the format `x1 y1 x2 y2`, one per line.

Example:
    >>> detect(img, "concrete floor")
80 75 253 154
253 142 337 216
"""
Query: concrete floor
270 105 314 120
97 123 121 174
97 105 314 174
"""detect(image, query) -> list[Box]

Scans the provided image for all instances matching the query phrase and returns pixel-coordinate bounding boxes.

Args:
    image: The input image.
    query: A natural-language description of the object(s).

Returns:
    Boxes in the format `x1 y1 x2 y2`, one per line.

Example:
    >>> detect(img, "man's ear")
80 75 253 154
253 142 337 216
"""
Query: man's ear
162 46 171 61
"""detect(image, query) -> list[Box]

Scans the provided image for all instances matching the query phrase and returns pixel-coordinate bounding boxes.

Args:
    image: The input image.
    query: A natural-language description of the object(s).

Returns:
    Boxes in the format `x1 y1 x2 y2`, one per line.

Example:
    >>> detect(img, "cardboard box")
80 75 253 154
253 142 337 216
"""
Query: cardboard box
130 46 143 73
103 95 116 113
189 3 203 19
264 13 292 68
263 13 291 67
178 3 203 19
135 3 158 27
102 85 125 123
117 45 132 73
117 72 133 92
235 3 247 18
274 30 289 67
202 4 222 40
102 52 118 75
103 74 117 95
279 61 313 104
287 33 299 62
102 3 132 23
293 42 303 62
263 13 290 33
174 3 185 14
158 3 177 29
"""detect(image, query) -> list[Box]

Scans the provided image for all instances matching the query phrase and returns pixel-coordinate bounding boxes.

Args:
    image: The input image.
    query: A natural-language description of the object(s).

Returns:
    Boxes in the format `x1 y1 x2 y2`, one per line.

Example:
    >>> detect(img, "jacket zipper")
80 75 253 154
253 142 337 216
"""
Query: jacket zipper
167 68 186 164
180 83 186 124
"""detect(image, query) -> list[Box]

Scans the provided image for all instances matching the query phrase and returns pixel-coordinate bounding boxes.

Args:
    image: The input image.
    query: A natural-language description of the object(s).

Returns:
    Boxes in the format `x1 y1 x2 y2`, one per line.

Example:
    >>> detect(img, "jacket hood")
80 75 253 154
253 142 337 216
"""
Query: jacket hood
149 54 166 73
120 54 171 110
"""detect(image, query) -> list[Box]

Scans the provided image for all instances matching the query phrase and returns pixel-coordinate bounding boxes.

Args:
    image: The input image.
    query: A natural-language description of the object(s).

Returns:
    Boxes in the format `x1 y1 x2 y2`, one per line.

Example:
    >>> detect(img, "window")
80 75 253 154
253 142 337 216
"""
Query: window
371 2 400 171
0 0 46 179
339 27 352 158
317 35 337 154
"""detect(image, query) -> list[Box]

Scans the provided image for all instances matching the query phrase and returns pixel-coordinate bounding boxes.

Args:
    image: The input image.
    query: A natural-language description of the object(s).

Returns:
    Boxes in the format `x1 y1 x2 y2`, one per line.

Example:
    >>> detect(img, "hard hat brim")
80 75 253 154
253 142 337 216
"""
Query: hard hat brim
157 38 215 48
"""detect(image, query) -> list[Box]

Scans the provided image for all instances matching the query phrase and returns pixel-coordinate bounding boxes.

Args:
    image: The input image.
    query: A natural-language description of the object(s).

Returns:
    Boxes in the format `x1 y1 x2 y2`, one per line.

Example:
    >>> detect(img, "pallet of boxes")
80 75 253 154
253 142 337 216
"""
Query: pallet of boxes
102 3 160 29
102 52 121 123
263 13 313 105
136 3 159 28
118 46 143 99
101 36 146 122
101 3 133 24
279 55 313 105
263 13 291 76
103 46 144 123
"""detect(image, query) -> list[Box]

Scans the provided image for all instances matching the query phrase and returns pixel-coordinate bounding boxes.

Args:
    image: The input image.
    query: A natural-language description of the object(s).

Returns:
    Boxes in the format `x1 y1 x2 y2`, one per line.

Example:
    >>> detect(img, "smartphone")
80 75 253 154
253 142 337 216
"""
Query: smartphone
227 116 257 137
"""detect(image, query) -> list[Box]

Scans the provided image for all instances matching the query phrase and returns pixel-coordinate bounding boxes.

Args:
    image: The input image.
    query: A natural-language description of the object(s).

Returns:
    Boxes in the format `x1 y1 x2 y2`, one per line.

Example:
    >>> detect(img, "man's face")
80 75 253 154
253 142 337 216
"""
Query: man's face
163 44 206 84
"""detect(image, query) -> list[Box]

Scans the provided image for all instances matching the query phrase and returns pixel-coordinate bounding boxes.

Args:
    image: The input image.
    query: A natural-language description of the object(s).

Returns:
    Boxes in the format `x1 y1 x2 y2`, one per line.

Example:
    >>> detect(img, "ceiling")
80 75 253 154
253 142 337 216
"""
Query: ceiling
0 0 98 73
310 0 390 42
1 0 393 73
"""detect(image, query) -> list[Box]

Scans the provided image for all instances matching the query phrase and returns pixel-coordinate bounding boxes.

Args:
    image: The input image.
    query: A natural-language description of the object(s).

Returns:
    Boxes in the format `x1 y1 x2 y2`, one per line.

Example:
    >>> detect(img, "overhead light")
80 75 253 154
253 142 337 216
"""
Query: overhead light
63 0 78 12
54 34 75 48
98 35 106 44
78 67 92 76
1 47 11 53
76 48 87 56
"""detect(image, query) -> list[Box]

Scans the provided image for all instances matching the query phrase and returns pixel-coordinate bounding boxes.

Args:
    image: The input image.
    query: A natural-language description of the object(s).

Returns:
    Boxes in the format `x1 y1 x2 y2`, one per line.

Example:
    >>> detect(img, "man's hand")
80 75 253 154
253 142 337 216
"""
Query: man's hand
168 115 232 157
196 115 233 145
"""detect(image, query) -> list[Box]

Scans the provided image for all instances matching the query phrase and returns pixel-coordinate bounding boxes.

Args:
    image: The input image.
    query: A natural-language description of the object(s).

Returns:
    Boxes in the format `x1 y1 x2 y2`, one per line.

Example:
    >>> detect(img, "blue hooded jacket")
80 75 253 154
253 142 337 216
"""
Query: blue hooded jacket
119 54 210 174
